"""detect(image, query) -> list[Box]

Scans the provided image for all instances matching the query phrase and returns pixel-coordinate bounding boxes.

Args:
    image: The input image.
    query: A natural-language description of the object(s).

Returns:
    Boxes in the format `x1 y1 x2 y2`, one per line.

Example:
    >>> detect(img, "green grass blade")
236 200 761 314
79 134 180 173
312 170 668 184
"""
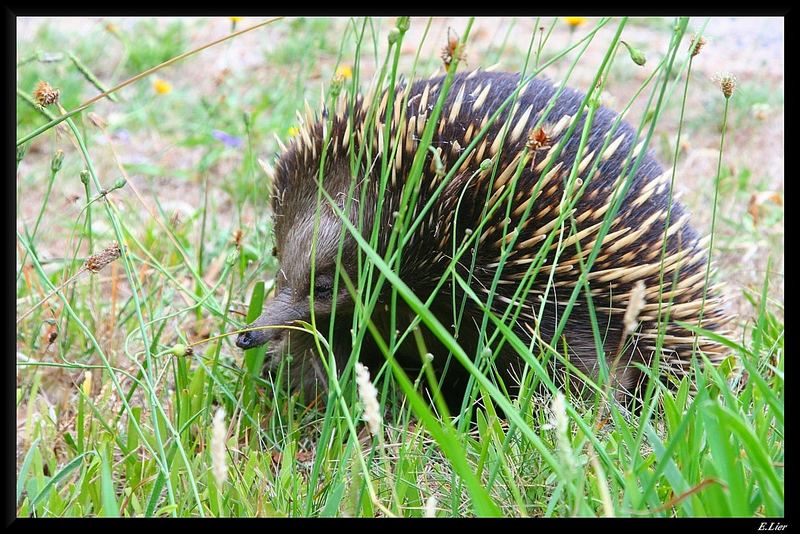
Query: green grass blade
30 451 95 509
17 438 41 505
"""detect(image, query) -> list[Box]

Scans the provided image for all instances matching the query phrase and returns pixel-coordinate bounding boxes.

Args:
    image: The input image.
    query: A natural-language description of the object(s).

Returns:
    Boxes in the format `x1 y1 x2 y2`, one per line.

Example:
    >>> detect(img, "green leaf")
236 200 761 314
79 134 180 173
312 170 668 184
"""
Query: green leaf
100 445 119 517
700 402 749 516
31 451 95 508
17 438 41 505
712 404 783 510
321 480 346 517
642 423 693 516
676 321 753 358
145 471 166 517
738 350 784 428
156 503 179 517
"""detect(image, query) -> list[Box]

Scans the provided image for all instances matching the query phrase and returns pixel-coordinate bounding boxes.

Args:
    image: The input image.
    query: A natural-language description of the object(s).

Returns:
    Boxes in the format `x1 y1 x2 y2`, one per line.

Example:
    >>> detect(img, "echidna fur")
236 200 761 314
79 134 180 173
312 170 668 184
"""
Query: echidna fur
236 70 733 409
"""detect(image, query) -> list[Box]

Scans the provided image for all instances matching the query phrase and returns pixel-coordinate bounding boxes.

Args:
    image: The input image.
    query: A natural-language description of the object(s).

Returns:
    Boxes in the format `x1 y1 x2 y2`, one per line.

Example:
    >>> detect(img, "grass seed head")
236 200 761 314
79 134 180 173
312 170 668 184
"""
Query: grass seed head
84 241 121 273
33 81 60 107
170 344 193 358
621 41 647 67
396 16 410 33
441 28 465 71
713 72 737 99
50 150 64 173
689 35 707 57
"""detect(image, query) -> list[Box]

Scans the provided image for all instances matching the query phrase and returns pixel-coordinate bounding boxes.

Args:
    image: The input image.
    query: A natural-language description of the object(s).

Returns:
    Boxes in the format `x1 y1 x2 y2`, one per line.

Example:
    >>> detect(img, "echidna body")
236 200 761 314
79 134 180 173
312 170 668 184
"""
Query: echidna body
236 70 732 407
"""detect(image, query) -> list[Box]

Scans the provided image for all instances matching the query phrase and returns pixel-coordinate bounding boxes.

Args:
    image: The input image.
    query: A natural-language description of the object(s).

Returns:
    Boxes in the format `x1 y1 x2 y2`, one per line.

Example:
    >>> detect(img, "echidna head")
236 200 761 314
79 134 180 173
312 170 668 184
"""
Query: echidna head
235 158 360 353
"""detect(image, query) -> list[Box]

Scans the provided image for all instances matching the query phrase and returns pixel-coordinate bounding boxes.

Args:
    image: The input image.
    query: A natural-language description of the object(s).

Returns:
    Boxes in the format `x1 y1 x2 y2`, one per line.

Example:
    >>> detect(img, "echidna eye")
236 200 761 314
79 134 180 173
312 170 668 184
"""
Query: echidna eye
313 277 333 300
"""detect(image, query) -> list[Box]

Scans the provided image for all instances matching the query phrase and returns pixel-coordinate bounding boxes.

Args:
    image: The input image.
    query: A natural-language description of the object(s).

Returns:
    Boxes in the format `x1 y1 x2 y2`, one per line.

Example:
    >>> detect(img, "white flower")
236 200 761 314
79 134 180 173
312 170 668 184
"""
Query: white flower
355 363 382 437
550 392 574 472
551 392 568 437
425 494 437 517
211 407 228 487
623 280 647 336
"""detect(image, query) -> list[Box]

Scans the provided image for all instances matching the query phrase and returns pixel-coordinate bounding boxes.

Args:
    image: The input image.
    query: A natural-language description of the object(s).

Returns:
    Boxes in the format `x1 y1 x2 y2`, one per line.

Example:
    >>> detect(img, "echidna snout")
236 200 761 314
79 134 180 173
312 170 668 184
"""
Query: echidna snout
237 208 357 353
235 287 295 350
239 70 733 407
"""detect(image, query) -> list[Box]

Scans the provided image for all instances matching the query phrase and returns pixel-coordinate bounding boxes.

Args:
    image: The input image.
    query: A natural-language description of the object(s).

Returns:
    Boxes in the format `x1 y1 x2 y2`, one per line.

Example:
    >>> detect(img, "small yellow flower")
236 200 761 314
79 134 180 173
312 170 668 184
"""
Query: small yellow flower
287 126 300 137
229 17 243 23
335 65 353 80
153 78 172 95
563 17 588 27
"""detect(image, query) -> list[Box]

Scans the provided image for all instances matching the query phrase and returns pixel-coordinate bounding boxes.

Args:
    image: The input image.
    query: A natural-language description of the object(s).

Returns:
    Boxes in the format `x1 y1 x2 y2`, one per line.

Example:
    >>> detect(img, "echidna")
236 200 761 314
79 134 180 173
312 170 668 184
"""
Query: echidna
236 70 732 409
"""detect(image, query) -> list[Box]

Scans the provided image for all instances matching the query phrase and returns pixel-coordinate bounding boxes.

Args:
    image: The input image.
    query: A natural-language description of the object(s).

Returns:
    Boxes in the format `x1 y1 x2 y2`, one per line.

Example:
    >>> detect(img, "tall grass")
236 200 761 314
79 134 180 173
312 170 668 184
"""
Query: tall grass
15 16 783 517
